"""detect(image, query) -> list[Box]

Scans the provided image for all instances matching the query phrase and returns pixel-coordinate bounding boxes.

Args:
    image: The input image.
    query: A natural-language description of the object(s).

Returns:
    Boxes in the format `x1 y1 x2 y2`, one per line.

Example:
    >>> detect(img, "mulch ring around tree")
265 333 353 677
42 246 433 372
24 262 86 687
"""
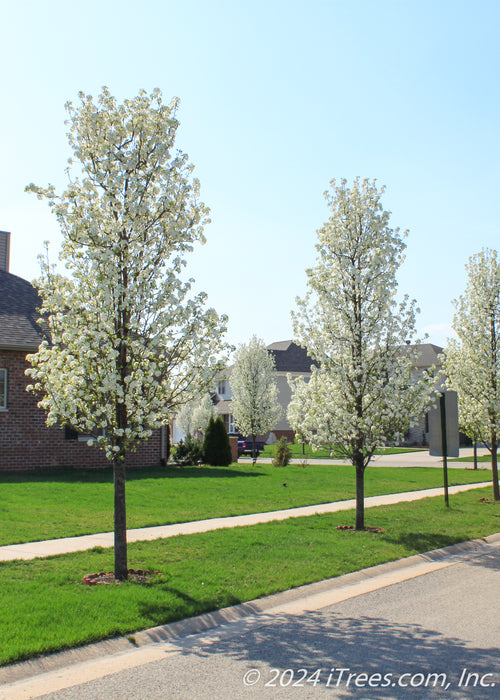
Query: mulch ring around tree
335 525 386 533
83 568 159 585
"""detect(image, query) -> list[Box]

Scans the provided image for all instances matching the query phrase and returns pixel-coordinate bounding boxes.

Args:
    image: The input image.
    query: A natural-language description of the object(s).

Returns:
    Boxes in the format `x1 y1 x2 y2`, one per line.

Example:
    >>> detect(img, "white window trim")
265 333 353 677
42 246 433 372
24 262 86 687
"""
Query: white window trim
78 428 106 444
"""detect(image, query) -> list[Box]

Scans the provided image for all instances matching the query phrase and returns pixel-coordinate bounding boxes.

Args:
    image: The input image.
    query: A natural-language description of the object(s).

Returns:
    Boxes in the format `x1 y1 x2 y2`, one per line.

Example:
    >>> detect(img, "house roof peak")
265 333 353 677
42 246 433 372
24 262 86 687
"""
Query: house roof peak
0 268 43 351
266 340 317 373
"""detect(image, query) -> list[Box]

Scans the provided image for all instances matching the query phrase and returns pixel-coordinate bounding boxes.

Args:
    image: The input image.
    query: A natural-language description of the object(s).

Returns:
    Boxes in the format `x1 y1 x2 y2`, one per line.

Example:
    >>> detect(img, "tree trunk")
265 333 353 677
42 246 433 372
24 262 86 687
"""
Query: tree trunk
355 457 365 530
491 432 499 501
113 457 128 580
166 423 171 463
473 440 477 470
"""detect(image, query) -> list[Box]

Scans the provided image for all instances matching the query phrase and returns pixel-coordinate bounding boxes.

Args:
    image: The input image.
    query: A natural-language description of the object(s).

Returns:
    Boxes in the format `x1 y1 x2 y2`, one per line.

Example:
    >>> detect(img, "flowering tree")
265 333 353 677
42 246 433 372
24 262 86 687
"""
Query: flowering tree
287 371 340 457
25 88 228 579
176 393 215 439
291 178 435 530
442 248 500 500
229 336 282 460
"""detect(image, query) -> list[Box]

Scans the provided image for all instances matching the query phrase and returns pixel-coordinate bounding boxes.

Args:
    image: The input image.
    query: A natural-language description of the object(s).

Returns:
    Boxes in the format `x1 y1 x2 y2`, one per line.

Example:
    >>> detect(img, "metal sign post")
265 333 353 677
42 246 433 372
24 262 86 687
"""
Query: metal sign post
440 393 449 507
428 390 459 507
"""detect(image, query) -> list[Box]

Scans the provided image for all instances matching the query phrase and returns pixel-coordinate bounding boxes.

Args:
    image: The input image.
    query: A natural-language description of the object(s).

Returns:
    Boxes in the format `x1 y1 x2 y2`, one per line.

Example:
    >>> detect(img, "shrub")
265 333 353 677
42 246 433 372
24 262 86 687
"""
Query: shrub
171 434 204 466
273 437 292 467
203 416 232 466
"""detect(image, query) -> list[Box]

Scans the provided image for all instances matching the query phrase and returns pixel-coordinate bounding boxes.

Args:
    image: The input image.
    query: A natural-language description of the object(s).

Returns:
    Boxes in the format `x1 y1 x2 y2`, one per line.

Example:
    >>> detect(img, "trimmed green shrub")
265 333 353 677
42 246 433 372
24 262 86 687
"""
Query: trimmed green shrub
171 434 204 466
203 416 232 466
273 437 292 467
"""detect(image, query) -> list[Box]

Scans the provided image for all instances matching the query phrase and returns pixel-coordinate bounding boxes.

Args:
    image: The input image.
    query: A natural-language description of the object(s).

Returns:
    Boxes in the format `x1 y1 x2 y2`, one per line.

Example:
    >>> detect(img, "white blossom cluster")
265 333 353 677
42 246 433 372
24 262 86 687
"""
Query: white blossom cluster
229 336 283 439
175 393 215 439
289 178 436 468
25 88 228 461
442 248 500 452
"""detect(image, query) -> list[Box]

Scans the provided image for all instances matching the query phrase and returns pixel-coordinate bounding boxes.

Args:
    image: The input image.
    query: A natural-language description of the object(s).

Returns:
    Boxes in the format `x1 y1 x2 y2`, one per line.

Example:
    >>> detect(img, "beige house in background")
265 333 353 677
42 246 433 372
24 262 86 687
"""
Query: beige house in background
405 342 443 446
215 340 317 442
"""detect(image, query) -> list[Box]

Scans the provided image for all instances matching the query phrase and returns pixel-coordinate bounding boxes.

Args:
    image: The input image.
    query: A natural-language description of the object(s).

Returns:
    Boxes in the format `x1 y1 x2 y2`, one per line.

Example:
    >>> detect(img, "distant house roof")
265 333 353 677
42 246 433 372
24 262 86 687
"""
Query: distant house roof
0 270 43 351
267 340 317 373
269 341 442 373
407 343 443 369
214 399 233 413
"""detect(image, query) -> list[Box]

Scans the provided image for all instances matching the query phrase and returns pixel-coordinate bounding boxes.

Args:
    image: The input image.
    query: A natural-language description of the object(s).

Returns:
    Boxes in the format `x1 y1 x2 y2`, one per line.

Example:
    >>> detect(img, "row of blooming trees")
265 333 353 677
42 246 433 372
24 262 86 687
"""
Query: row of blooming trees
27 89 498 582
287 179 499 517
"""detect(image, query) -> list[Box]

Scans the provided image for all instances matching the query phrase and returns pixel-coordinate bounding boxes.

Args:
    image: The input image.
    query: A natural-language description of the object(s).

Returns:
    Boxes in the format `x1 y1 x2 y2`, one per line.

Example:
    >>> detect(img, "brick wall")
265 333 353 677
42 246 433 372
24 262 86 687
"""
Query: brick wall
0 349 162 471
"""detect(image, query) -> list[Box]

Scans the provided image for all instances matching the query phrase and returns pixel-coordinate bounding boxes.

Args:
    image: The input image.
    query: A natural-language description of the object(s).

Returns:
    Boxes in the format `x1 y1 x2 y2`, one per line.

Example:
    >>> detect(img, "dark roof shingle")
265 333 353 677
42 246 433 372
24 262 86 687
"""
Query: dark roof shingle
267 340 317 373
0 270 43 351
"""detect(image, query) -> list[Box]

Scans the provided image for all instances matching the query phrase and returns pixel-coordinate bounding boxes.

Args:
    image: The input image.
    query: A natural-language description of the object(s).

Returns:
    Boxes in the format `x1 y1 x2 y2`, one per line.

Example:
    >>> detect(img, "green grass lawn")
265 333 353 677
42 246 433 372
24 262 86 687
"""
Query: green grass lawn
451 454 497 463
0 464 491 545
260 443 425 459
0 488 498 667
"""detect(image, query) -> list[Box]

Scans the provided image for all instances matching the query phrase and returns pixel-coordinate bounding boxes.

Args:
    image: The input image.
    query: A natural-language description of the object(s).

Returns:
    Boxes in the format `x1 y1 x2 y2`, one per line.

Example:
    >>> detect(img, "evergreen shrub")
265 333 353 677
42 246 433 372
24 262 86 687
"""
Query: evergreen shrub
171 434 204 466
203 416 232 466
273 437 292 467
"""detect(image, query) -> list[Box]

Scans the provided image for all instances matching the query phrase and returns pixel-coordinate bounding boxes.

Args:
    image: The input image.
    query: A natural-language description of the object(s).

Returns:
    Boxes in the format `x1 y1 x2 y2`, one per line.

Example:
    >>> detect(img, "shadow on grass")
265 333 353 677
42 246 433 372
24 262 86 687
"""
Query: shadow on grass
0 465 263 485
381 532 465 553
137 588 241 628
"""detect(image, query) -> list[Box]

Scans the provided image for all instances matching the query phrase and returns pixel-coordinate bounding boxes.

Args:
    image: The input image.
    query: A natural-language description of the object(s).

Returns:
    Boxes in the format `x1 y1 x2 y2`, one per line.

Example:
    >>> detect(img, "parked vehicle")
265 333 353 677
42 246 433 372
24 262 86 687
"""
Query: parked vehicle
237 439 265 457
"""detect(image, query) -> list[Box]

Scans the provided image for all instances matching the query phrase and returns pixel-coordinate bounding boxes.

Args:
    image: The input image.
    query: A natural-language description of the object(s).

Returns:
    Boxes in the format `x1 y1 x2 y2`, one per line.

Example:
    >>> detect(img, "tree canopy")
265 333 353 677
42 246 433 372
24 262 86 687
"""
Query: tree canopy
26 88 228 577
290 178 435 528
230 336 282 454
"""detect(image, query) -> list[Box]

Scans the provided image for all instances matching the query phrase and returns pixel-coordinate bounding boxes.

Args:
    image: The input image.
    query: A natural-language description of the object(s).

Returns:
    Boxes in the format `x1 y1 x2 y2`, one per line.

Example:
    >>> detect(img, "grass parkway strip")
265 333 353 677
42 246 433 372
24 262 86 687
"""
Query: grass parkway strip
0 463 491 545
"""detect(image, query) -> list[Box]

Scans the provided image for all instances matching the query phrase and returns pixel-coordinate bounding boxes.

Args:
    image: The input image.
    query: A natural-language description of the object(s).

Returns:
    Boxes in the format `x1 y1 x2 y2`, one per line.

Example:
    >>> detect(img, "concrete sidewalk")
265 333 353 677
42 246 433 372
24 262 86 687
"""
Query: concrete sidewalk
0 481 491 562
240 446 493 468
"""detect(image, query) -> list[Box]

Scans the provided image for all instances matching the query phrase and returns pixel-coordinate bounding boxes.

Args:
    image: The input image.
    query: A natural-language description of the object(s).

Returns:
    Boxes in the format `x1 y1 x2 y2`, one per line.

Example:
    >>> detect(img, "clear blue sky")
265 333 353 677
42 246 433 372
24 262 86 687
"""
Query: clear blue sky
1 0 499 350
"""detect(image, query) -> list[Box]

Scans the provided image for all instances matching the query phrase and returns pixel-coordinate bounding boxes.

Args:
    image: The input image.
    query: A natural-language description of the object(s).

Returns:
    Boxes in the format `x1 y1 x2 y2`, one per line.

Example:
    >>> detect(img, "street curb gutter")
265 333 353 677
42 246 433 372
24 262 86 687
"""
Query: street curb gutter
1 532 499 687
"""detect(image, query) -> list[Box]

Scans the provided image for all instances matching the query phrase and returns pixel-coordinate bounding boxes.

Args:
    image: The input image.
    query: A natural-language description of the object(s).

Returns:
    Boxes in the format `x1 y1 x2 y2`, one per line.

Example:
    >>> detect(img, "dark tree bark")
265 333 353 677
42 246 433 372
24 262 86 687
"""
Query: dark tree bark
491 433 499 501
355 462 365 530
113 457 128 580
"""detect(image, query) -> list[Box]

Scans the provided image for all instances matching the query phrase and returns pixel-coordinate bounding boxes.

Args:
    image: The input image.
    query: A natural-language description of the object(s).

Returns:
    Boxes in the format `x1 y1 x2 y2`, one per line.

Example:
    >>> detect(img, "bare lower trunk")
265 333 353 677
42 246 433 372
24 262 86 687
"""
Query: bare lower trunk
113 457 128 580
355 456 365 531
491 434 499 501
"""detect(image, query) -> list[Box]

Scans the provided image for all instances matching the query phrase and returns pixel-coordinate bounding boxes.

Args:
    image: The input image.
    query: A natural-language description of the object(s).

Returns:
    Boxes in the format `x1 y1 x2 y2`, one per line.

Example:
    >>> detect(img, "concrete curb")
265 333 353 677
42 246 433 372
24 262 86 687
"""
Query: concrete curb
1 531 499 687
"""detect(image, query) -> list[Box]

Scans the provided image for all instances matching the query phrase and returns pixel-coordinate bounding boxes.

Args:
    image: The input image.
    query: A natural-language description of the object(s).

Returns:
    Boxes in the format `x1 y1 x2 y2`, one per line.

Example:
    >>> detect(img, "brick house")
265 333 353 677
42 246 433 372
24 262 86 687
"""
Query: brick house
0 231 165 470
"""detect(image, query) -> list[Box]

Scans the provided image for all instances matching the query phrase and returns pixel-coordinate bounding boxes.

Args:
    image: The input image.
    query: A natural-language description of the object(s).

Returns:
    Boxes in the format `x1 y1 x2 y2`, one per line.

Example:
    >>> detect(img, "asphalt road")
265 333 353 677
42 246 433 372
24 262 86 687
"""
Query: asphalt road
9 539 497 700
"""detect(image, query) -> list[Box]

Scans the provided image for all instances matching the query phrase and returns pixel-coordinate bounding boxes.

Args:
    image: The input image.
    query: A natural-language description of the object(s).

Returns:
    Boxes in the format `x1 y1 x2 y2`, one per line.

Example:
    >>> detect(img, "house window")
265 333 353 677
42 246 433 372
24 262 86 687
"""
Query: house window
64 425 105 443
217 380 227 397
0 369 7 410
64 426 79 440
222 414 237 434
